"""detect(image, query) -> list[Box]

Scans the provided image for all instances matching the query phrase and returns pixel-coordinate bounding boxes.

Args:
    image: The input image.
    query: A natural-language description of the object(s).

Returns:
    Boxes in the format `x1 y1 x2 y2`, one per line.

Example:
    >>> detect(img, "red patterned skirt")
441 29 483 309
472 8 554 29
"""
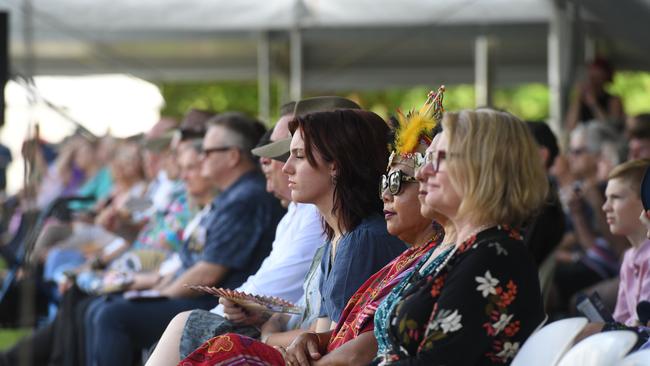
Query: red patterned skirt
178 333 285 366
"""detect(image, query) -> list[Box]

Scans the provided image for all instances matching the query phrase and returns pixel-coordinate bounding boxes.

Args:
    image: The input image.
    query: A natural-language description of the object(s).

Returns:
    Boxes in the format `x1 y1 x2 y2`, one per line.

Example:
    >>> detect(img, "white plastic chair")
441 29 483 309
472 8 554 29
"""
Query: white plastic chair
557 330 637 366
619 349 650 366
511 317 587 366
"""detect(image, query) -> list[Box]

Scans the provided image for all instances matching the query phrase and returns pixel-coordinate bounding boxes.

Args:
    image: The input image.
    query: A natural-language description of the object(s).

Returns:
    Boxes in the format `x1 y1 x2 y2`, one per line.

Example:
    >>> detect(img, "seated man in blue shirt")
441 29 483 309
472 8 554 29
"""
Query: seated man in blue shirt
86 112 286 366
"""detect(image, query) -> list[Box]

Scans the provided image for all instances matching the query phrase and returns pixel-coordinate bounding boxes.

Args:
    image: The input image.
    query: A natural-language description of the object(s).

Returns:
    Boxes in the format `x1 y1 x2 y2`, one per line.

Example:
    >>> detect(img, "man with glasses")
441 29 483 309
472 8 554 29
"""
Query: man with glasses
554 121 627 315
87 112 285 366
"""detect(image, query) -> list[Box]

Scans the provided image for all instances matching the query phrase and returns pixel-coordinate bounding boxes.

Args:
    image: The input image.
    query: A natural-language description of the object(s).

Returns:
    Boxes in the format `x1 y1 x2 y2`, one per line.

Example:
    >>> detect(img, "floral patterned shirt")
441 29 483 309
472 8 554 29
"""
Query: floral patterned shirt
377 226 544 365
132 186 191 253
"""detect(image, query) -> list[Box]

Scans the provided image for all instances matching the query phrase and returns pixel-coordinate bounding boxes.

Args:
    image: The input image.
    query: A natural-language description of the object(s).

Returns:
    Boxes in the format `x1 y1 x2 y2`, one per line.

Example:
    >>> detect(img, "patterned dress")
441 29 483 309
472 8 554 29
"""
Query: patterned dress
373 226 544 365
177 225 445 366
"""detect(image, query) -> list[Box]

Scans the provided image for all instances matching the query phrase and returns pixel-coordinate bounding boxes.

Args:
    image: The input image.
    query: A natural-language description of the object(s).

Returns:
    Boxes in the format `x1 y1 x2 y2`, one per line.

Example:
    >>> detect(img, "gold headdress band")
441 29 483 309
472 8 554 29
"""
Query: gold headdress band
388 85 445 169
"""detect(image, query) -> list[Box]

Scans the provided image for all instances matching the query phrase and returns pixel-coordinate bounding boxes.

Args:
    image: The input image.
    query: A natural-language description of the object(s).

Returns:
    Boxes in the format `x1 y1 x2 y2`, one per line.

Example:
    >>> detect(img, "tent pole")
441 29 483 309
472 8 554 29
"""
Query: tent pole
548 0 573 143
289 28 302 101
474 35 493 107
257 31 271 123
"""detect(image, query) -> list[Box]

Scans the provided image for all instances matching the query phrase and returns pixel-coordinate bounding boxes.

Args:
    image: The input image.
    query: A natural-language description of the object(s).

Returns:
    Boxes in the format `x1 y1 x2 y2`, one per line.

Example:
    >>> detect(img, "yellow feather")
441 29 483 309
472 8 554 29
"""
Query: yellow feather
396 114 434 155
392 86 445 155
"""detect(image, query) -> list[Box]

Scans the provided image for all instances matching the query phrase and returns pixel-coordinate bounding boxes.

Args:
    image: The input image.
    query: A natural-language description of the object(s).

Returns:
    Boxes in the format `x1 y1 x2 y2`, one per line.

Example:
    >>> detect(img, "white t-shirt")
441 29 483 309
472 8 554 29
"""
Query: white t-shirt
211 202 324 315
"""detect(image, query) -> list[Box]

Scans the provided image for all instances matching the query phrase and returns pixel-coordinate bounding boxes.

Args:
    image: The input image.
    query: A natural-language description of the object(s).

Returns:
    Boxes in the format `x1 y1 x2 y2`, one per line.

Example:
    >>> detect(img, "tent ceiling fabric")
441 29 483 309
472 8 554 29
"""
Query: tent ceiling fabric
301 0 550 26
2 0 549 36
1 0 649 91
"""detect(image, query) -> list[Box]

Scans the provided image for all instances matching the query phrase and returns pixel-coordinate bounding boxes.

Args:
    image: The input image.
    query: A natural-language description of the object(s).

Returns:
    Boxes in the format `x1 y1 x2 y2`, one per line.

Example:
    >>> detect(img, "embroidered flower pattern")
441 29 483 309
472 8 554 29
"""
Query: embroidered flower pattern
429 275 446 298
491 313 514 335
476 270 499 297
205 335 234 354
382 227 536 365
481 270 523 363
496 341 520 360
428 309 463 334
488 242 508 255
495 280 518 308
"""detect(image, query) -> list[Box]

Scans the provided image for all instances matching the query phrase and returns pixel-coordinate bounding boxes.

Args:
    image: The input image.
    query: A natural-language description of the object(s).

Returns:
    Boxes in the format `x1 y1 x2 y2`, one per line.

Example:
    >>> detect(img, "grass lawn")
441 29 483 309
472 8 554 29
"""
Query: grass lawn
0 328 30 351
0 256 32 351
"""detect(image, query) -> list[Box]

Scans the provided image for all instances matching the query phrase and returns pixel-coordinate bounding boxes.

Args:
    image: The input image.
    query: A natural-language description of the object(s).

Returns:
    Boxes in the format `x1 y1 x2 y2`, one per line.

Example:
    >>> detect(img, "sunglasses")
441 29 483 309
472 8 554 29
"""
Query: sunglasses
381 170 417 196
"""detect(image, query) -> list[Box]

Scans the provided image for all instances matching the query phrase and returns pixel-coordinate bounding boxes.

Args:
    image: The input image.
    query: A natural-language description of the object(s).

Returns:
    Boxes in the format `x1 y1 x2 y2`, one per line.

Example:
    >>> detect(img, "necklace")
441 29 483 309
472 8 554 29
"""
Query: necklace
375 242 454 357
418 241 453 274
375 224 498 362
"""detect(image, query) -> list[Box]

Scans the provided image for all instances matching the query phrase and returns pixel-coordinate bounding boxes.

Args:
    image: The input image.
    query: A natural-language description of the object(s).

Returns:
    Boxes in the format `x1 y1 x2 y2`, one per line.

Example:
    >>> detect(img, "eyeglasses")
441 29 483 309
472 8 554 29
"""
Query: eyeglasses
569 147 588 156
423 150 447 173
381 170 417 196
200 146 234 157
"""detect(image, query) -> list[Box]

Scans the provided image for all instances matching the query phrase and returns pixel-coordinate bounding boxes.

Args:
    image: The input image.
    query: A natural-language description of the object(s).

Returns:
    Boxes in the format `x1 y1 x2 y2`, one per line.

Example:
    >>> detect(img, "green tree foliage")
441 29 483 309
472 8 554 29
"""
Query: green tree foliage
609 71 650 116
159 72 650 125
494 84 550 121
159 81 278 123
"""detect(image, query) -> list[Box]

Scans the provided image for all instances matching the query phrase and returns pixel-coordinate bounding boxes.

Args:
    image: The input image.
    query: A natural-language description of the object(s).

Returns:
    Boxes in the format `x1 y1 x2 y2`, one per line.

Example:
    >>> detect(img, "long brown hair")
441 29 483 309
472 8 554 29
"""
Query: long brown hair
289 109 389 240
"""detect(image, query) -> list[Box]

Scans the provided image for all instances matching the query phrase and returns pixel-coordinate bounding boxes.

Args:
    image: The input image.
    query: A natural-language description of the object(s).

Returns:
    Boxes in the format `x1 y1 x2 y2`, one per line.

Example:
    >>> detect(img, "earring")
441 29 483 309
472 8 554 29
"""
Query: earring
331 175 338 186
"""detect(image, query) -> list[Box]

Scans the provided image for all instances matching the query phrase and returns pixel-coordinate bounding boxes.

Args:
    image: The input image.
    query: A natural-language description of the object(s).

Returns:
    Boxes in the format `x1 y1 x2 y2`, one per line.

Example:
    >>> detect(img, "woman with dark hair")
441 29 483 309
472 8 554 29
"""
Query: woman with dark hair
175 107 414 365
283 109 406 331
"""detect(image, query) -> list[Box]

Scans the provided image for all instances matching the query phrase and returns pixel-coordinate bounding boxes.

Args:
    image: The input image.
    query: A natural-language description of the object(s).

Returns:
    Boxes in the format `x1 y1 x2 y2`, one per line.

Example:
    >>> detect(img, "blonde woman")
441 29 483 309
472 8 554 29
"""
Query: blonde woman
373 108 548 365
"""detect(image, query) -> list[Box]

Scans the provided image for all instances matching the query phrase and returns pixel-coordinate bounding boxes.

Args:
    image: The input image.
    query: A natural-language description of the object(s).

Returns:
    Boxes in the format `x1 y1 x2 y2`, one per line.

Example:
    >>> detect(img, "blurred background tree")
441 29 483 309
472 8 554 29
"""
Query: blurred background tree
159 72 650 125
159 81 279 121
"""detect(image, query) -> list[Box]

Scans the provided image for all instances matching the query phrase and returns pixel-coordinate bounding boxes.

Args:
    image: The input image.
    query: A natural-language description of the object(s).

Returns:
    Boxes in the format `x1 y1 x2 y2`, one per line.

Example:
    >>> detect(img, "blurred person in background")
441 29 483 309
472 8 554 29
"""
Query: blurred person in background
67 135 116 212
628 114 650 160
0 140 12 197
37 142 148 289
0 130 216 366
30 135 116 261
553 121 627 314
565 58 625 132
524 121 566 266
35 135 94 209
86 112 284 366
143 117 181 214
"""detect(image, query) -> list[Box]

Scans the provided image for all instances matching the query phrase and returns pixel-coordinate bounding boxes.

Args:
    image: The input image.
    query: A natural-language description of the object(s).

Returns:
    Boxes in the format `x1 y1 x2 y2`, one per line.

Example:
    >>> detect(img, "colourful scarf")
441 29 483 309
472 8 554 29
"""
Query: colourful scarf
328 225 444 351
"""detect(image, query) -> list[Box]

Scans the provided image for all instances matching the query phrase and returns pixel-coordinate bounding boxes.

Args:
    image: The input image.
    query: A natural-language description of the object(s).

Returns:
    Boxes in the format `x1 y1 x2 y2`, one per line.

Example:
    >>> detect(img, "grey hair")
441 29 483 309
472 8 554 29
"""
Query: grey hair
571 121 622 156
206 112 267 163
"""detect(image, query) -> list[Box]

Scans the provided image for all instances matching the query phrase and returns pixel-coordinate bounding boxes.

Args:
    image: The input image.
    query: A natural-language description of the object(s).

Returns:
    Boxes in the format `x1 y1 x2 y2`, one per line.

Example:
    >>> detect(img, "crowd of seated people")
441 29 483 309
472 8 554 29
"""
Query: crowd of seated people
2 70 650 366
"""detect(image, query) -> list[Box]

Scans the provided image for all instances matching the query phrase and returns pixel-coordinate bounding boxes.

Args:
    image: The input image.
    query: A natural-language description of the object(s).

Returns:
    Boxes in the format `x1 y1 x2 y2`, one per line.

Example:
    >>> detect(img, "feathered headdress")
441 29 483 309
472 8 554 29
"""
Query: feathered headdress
387 86 445 169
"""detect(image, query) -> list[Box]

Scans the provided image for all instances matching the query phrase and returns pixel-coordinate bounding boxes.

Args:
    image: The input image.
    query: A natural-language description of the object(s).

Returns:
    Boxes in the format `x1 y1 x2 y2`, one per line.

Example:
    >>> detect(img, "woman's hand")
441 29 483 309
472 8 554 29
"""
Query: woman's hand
284 332 322 366
220 298 269 326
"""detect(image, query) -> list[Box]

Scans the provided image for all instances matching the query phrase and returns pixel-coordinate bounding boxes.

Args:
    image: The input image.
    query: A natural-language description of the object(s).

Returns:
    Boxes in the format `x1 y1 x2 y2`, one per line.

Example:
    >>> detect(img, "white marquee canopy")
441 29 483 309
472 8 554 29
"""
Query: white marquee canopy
1 0 649 129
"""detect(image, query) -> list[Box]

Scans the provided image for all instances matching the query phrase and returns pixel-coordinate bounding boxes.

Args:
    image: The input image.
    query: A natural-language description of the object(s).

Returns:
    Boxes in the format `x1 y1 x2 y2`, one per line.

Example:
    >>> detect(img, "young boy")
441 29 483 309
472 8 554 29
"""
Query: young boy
602 159 650 325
